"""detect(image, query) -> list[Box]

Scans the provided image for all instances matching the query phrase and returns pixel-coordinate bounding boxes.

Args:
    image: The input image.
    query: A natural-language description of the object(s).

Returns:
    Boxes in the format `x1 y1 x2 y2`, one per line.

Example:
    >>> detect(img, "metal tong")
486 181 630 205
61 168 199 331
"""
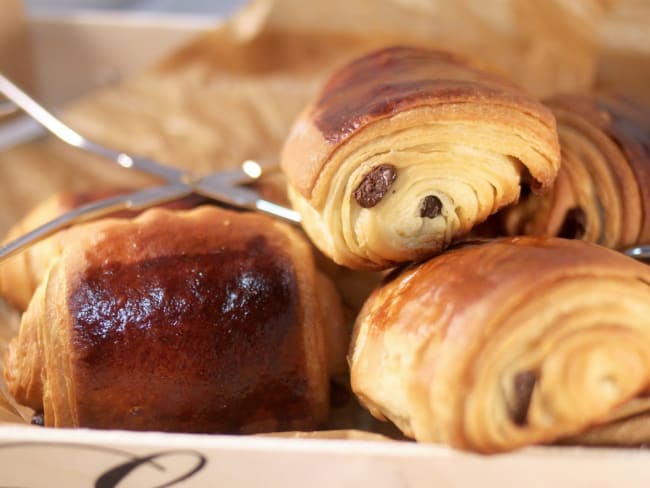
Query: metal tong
0 74 301 262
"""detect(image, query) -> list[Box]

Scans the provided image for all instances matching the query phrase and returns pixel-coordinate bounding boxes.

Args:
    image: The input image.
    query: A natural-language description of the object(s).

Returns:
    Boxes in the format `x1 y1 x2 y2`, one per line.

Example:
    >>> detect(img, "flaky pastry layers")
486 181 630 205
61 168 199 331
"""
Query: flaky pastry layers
350 237 650 453
4 206 342 433
281 46 560 270
504 93 650 249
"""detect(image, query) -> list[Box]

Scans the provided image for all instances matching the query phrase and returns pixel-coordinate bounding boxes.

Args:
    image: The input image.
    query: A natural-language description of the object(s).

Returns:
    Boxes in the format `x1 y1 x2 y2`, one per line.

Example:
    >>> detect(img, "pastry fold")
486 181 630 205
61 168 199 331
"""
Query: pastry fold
281 46 560 270
504 93 650 249
4 206 342 433
350 237 650 453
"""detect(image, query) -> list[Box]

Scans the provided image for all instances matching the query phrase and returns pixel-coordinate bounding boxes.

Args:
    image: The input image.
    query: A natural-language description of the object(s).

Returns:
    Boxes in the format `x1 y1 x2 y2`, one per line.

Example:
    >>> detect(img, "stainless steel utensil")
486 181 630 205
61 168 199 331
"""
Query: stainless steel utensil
0 99 18 118
623 245 650 260
0 74 301 262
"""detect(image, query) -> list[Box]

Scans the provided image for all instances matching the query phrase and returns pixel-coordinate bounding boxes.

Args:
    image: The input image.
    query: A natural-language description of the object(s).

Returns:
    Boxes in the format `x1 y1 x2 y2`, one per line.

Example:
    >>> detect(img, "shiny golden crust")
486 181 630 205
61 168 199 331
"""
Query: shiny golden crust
4 206 337 433
504 93 650 249
0 189 209 311
350 237 650 453
281 46 560 270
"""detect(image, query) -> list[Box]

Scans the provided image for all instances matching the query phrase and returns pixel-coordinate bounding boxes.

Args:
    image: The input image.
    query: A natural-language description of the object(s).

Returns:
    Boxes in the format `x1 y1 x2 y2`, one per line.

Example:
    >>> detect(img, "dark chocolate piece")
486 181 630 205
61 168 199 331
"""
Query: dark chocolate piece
419 195 443 218
353 164 397 208
31 412 44 426
558 207 587 239
512 371 537 426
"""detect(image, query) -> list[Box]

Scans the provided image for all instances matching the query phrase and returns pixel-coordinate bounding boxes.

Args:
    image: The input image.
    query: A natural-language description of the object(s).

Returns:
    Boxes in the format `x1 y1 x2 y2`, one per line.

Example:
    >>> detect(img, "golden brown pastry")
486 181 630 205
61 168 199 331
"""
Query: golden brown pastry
504 93 650 249
4 206 342 433
281 46 561 270
0 188 368 386
0 187 378 383
350 237 650 453
0 190 207 311
0 192 71 312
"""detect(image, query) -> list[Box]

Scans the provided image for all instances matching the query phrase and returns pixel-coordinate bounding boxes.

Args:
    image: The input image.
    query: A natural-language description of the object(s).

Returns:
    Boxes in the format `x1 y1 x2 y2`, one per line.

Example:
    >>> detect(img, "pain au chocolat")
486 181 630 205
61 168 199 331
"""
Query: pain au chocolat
4 206 344 433
504 93 650 249
350 237 650 453
281 46 560 270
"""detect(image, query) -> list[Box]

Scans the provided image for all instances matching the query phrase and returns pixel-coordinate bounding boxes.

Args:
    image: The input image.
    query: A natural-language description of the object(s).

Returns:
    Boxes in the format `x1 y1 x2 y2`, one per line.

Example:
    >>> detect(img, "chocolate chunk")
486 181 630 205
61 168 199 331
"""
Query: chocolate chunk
353 164 397 208
31 412 44 426
558 207 587 239
512 371 537 426
419 195 443 218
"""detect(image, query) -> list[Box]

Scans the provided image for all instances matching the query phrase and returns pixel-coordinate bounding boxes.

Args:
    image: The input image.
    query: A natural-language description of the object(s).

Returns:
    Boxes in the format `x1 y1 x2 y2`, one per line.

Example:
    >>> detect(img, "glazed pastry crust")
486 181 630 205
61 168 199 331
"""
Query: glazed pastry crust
350 237 650 453
0 189 207 311
281 46 560 270
4 206 336 433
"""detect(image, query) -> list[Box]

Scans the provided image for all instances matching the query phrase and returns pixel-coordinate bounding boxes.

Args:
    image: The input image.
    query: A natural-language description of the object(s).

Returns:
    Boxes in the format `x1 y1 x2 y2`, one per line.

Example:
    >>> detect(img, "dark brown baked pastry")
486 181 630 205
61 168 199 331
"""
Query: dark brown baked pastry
350 237 650 453
504 93 650 249
281 46 560 270
4 206 342 433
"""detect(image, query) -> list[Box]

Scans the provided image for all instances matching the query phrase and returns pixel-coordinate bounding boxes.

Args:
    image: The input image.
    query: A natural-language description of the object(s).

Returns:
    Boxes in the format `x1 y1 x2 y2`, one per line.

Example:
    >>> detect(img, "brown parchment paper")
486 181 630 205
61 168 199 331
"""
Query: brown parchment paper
595 1 650 104
0 0 34 94
1 0 649 431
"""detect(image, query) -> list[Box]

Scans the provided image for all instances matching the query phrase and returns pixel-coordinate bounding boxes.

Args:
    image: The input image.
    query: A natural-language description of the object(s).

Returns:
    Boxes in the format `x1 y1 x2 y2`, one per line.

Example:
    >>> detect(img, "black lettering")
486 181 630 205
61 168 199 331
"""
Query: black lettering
95 451 206 488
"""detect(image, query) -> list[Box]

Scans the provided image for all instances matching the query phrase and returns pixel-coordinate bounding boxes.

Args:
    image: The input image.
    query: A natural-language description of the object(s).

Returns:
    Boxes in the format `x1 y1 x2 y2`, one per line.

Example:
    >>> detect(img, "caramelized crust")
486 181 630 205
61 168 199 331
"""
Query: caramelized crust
350 237 650 452
4 206 335 433
283 46 558 199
